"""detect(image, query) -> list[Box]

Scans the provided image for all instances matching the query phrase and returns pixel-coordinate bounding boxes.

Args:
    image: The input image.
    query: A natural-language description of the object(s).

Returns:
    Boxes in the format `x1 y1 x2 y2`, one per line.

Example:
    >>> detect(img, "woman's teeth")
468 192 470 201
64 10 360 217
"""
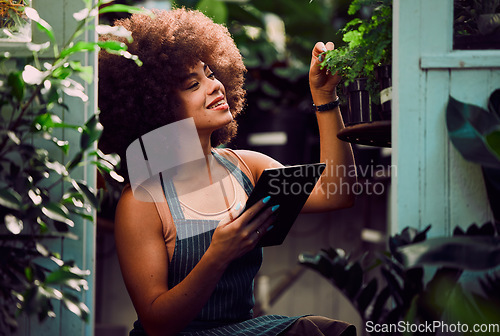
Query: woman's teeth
210 101 225 108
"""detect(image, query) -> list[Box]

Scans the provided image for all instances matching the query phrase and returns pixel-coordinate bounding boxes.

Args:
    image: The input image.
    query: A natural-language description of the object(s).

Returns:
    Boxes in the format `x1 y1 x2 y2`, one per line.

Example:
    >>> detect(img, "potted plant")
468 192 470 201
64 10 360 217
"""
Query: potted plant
0 0 30 42
299 222 500 335
454 0 500 49
320 0 392 124
0 1 144 334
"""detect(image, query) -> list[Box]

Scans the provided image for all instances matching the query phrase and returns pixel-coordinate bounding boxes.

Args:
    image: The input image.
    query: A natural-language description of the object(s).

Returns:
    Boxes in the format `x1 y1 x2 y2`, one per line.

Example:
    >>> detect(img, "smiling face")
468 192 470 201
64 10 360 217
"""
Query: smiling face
176 61 233 138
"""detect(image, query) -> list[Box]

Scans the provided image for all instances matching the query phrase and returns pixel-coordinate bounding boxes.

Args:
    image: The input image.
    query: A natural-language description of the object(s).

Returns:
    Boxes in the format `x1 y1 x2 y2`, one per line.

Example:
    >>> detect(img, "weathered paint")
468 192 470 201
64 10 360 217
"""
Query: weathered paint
392 0 497 237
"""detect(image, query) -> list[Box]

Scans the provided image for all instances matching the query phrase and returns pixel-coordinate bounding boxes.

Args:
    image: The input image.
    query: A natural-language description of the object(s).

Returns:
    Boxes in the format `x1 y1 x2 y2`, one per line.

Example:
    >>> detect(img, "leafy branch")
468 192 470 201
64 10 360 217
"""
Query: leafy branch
0 1 148 334
319 0 392 103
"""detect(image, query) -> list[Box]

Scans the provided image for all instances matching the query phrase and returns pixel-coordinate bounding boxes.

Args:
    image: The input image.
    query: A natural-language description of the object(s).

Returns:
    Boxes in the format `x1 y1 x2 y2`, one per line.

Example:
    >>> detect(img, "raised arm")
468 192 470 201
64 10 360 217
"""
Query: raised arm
114 188 276 336
235 42 356 213
306 41 356 211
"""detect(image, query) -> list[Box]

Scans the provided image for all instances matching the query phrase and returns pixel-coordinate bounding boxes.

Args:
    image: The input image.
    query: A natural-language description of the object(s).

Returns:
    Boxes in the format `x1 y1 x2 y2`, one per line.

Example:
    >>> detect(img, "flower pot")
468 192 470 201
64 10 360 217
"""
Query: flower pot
346 78 372 125
376 64 392 121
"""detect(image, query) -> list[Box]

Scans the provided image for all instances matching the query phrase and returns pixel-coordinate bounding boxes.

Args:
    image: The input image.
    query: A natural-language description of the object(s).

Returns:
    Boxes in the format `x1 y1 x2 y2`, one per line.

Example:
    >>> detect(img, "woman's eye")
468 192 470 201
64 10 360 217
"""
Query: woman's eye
207 72 215 79
187 82 199 90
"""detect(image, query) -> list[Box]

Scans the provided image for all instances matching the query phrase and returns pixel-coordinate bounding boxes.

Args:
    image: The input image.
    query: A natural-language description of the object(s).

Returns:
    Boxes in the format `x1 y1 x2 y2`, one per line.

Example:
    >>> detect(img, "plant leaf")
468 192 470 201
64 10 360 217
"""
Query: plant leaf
381 267 403 307
42 202 74 227
97 40 127 52
60 41 99 59
66 152 84 171
344 262 363 298
61 292 90 322
398 236 500 270
5 214 23 234
68 62 94 84
44 266 89 289
488 89 500 118
485 130 500 159
369 286 390 322
80 115 103 150
32 113 62 131
22 65 46 85
197 0 228 24
25 8 55 43
98 4 149 15
95 25 133 43
97 41 142 66
446 96 500 168
72 180 99 211
356 278 377 314
72 7 98 22
7 71 25 101
0 188 22 210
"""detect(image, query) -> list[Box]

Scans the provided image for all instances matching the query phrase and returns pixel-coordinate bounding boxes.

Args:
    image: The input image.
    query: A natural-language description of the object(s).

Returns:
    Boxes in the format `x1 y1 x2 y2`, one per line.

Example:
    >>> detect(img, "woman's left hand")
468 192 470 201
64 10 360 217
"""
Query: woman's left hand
309 41 342 105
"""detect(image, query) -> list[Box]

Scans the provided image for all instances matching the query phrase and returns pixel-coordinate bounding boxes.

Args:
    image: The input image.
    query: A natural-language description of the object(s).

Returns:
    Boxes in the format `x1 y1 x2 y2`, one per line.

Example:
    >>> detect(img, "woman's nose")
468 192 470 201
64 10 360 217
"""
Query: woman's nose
207 77 222 95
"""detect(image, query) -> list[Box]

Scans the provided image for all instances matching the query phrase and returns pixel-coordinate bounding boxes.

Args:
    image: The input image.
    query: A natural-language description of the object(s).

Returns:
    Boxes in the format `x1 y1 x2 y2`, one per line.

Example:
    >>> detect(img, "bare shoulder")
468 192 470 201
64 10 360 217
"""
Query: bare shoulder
233 150 283 181
113 187 171 317
115 187 163 237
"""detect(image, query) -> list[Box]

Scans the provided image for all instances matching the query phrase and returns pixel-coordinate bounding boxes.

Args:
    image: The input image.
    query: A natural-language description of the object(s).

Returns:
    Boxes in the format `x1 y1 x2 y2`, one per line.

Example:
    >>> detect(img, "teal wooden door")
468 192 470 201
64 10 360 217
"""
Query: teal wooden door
392 0 498 236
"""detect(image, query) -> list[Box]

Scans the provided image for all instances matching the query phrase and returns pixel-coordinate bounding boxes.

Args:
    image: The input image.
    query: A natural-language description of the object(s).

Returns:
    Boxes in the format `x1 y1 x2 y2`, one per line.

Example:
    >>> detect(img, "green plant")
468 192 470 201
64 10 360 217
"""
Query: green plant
0 0 29 37
320 0 392 102
454 0 500 37
299 222 500 335
0 1 145 334
473 0 500 14
446 89 500 221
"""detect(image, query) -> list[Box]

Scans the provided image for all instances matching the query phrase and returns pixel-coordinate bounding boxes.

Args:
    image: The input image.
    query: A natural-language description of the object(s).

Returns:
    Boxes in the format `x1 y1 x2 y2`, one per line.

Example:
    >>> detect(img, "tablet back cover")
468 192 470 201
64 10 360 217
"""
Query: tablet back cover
245 163 326 246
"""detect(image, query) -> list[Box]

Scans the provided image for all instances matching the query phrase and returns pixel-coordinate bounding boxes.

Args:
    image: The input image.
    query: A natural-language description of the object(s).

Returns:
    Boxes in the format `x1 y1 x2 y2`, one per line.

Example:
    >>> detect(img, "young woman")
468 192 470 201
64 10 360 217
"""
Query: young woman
98 7 356 336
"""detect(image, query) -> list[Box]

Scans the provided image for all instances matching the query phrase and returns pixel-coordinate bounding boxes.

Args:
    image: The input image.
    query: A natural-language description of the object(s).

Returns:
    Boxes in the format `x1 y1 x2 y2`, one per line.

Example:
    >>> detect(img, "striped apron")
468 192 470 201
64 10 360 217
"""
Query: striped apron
130 150 300 335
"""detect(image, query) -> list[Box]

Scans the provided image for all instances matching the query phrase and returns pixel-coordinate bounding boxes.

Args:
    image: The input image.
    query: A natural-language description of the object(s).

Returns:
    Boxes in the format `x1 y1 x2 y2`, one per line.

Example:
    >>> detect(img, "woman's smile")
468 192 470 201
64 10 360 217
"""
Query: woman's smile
207 95 229 111
177 61 233 134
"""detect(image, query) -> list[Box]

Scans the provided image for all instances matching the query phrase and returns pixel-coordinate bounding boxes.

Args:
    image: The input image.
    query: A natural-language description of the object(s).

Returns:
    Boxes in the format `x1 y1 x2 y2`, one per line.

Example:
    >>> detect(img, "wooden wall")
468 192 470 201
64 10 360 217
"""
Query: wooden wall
392 0 498 237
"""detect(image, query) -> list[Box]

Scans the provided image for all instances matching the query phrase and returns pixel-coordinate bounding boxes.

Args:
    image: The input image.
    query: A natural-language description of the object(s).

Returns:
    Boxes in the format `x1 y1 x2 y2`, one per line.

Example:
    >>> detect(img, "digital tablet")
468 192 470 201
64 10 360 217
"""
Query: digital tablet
245 163 326 247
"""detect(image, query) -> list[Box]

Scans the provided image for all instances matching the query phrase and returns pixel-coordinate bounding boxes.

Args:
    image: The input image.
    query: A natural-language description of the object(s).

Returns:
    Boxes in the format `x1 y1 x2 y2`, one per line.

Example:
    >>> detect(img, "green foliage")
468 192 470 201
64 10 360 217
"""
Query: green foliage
0 0 28 32
320 0 392 102
0 1 145 334
473 0 500 14
196 0 227 24
446 89 500 222
454 0 500 37
300 222 500 334
446 89 500 167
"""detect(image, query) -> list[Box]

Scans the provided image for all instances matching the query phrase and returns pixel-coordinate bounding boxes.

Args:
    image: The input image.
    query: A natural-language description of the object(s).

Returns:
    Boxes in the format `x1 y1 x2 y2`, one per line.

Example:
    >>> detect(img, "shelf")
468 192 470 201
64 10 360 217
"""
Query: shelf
337 120 391 147
420 50 500 69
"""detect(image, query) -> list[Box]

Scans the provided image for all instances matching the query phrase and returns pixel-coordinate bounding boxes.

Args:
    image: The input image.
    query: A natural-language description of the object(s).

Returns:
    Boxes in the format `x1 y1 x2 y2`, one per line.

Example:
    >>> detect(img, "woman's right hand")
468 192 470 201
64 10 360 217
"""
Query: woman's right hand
208 197 277 263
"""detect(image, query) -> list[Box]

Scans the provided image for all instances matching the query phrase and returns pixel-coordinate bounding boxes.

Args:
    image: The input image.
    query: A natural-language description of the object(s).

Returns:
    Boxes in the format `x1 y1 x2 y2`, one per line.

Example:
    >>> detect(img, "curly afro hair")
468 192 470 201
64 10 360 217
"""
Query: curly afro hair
98 8 246 180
